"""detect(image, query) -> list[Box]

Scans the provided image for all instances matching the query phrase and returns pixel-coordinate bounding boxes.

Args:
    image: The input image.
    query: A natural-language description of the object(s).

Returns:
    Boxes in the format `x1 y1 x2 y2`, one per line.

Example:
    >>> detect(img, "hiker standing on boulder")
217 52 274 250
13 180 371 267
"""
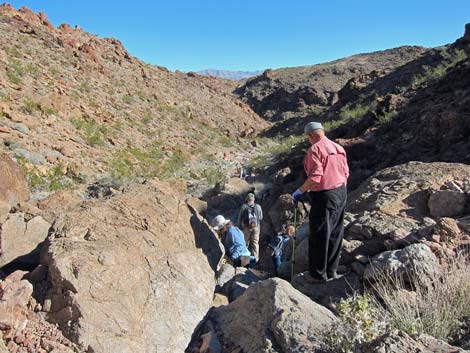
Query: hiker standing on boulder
211 215 256 267
237 193 263 262
292 122 349 282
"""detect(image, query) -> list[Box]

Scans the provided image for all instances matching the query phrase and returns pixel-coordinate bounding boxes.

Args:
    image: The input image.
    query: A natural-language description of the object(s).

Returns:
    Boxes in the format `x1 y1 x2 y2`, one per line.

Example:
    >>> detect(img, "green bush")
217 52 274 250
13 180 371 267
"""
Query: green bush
412 48 469 87
21 98 42 114
108 143 187 183
377 111 398 126
340 103 371 121
70 117 107 146
17 159 75 192
322 294 385 353
7 59 24 85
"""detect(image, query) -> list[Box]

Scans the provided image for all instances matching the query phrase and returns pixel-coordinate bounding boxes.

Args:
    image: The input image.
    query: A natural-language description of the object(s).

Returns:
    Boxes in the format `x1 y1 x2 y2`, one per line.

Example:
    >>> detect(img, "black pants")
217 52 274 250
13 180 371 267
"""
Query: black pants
308 184 347 281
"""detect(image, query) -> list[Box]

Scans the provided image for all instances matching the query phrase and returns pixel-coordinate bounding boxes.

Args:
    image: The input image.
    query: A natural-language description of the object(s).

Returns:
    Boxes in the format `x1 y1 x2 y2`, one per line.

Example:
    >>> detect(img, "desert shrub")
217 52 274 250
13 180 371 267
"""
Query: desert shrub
322 294 385 353
340 103 371 121
122 95 133 104
369 255 470 340
21 98 42 114
6 59 24 85
200 166 224 185
323 119 345 131
377 111 398 126
70 117 107 146
412 48 469 87
79 80 92 93
108 143 187 183
17 159 75 192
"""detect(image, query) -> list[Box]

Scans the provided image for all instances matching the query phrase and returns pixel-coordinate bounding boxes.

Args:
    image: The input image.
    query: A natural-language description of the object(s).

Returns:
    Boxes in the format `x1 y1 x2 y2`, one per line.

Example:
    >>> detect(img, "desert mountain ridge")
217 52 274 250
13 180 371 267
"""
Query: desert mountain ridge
196 69 263 81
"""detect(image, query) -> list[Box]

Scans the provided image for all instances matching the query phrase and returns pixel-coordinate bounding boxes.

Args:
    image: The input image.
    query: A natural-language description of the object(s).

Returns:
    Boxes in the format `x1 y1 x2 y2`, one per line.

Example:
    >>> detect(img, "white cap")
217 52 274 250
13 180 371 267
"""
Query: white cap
304 122 324 135
211 215 230 231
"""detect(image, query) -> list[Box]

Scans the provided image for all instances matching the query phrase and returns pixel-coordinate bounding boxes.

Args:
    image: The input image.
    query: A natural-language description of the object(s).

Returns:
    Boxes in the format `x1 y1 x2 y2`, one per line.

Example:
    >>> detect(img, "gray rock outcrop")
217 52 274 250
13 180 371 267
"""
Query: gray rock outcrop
41 181 216 353
364 243 438 281
187 278 337 353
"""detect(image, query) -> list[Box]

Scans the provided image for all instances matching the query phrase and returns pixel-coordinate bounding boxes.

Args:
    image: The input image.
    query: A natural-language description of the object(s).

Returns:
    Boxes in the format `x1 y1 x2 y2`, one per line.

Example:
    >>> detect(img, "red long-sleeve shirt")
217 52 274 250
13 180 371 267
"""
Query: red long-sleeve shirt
304 136 349 192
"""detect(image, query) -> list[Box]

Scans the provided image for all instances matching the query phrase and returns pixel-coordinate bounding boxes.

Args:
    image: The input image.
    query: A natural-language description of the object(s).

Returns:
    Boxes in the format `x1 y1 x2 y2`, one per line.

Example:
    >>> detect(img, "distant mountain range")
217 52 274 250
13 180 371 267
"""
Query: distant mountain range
197 69 263 80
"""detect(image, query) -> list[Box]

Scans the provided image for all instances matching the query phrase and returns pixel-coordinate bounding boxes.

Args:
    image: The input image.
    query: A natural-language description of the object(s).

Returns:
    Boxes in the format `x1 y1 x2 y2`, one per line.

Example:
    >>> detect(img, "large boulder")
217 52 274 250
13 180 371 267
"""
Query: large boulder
345 162 470 261
0 154 29 220
41 182 215 353
0 214 50 268
364 243 438 281
187 278 337 353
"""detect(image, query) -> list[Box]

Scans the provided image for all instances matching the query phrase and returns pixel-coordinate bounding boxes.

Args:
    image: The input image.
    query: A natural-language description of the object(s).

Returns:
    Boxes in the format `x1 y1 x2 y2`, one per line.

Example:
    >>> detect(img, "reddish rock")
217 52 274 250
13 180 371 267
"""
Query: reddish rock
0 154 29 213
37 12 53 30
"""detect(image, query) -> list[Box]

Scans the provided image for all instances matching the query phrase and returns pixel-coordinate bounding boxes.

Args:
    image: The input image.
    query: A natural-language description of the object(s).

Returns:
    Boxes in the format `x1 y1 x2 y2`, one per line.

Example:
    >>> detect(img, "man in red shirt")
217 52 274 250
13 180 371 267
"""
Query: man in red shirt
292 122 349 282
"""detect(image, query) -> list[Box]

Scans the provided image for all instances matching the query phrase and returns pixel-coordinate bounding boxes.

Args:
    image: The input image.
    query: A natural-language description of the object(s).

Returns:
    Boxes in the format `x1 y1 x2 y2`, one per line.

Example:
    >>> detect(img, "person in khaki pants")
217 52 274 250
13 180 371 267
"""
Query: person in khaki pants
237 193 263 262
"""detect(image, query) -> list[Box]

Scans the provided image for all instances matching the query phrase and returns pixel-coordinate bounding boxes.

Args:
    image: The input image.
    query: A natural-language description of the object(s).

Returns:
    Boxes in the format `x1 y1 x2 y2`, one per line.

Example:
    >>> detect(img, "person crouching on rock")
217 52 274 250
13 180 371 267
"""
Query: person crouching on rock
267 225 295 276
211 215 256 268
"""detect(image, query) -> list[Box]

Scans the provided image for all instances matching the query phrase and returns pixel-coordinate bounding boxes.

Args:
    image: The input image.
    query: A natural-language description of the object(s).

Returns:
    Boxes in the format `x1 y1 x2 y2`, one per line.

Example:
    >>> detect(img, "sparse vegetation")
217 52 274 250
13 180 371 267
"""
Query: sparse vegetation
340 103 371 121
21 98 42 114
412 48 469 87
377 111 398 126
6 59 24 84
70 117 108 146
324 255 470 352
122 95 133 104
322 294 385 353
79 80 92 93
107 142 188 183
369 255 470 341
17 158 77 192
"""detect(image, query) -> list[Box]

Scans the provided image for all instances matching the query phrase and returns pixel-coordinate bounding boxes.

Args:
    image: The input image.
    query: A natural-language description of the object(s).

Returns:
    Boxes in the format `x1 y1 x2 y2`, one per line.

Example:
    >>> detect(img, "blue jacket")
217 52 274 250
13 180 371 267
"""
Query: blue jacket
222 225 251 261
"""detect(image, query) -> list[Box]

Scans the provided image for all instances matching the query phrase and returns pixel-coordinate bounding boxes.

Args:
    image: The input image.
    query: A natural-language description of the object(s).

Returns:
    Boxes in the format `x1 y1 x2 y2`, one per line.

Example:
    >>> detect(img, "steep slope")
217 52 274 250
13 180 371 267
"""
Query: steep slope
236 46 427 121
255 25 470 190
0 4 269 194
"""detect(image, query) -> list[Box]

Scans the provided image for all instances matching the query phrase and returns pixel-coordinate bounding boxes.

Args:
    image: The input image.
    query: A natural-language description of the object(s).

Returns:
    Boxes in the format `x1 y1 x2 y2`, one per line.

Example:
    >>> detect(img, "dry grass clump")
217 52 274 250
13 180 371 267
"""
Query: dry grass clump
370 254 470 340
322 255 470 352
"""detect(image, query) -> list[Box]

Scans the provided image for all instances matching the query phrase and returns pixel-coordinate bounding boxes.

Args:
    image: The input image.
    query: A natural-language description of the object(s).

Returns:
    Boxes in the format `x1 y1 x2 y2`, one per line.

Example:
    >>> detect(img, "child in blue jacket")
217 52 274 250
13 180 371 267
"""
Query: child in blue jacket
268 225 295 275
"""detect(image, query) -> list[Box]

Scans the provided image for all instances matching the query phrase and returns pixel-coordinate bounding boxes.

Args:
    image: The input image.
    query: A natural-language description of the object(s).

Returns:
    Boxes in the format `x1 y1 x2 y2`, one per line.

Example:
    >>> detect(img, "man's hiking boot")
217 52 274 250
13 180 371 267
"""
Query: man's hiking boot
240 256 251 267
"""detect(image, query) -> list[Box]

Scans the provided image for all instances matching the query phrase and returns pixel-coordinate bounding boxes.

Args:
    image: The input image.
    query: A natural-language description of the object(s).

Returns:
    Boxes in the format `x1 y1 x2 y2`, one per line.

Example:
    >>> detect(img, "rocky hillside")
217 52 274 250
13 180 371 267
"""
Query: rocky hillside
0 4 269 196
235 46 427 121
258 25 470 190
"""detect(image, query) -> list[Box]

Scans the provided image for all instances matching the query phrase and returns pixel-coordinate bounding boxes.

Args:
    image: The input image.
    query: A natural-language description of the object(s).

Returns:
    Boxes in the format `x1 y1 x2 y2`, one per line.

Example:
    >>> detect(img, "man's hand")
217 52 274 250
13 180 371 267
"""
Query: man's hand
292 188 303 204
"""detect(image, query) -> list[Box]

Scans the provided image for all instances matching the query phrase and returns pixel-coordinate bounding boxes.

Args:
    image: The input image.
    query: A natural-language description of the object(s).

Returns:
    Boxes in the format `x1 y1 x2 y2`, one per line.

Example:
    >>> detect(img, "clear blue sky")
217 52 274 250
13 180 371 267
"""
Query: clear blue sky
7 1 470 72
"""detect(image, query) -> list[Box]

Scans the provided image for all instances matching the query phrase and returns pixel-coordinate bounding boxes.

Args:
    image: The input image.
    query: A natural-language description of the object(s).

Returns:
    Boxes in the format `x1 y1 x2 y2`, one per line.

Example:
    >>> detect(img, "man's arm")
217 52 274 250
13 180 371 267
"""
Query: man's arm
299 178 317 193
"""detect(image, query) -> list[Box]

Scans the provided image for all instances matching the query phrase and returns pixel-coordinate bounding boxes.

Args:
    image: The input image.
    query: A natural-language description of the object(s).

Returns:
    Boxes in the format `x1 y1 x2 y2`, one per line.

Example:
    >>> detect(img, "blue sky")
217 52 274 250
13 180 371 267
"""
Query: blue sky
7 1 470 72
